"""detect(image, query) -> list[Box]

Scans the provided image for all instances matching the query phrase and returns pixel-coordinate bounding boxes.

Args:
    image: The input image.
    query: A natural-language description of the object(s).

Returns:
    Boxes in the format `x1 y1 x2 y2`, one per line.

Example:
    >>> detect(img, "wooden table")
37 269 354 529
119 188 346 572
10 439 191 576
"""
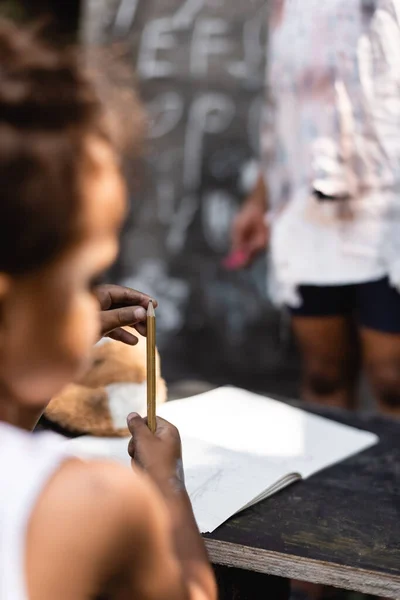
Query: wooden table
205 405 400 599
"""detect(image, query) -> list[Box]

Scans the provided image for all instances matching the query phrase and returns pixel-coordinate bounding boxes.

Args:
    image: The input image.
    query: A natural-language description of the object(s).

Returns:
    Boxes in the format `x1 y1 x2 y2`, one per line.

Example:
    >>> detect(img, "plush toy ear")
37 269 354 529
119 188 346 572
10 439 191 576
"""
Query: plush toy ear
44 384 112 436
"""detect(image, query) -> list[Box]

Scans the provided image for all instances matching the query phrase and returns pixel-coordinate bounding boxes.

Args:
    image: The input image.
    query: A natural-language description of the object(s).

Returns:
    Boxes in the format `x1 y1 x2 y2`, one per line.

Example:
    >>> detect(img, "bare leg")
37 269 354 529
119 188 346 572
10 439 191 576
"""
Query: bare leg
361 328 400 418
292 316 360 410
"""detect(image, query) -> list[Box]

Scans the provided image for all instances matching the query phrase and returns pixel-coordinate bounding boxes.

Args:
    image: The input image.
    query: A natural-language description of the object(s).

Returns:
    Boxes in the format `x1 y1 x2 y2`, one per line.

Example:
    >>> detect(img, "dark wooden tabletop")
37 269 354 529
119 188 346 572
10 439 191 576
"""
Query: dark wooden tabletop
204 406 400 599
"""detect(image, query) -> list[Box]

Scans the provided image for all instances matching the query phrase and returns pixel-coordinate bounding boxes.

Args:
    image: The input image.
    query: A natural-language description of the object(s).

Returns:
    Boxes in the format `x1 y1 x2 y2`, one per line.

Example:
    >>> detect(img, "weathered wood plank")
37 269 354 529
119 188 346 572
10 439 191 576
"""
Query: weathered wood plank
207 540 400 599
205 407 400 597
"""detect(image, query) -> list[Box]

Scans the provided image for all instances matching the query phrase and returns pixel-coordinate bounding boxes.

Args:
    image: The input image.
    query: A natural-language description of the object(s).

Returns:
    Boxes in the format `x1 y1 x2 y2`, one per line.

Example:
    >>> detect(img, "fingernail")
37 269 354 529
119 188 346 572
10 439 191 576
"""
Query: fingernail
127 412 139 423
133 307 146 321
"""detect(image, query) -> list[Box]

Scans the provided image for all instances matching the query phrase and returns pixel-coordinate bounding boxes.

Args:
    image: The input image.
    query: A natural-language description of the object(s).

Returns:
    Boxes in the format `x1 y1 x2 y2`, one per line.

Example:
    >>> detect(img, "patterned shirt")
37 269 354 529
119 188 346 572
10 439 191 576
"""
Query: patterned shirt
262 0 400 305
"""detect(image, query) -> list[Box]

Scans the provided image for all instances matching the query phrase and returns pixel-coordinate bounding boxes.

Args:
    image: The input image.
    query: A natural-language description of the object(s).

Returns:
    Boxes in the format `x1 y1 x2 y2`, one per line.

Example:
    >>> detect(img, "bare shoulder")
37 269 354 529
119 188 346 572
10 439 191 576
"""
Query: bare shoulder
26 457 169 599
28 456 167 549
33 456 161 524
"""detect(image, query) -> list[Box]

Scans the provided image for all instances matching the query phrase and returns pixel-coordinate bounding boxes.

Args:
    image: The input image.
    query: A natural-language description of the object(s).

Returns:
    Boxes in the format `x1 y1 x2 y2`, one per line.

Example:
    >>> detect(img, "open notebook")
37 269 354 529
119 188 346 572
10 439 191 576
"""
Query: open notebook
67 386 378 533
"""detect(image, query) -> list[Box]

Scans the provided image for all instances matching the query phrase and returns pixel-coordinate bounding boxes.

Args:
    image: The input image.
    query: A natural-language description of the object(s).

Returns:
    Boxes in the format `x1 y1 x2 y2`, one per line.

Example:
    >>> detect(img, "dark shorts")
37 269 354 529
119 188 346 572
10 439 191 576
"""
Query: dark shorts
289 277 400 334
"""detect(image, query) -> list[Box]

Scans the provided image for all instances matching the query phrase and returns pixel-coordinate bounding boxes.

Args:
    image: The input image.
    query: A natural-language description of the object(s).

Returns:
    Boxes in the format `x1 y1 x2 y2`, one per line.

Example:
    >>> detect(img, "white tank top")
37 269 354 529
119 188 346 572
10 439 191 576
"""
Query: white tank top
0 422 70 600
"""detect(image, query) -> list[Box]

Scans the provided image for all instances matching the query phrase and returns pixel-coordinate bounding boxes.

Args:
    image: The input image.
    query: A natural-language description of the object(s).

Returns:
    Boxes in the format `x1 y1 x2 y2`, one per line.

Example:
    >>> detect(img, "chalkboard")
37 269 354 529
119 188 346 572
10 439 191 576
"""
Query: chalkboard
82 0 300 396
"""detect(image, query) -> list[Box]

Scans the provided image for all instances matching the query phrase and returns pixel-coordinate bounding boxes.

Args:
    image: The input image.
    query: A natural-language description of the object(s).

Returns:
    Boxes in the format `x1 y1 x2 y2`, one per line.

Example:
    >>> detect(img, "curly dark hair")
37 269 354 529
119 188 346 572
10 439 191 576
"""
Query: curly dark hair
0 18 112 275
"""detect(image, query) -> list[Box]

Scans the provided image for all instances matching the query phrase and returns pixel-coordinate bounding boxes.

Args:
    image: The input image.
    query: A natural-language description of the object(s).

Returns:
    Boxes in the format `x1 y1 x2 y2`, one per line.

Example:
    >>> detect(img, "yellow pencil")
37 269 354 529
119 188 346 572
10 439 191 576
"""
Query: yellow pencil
146 299 157 433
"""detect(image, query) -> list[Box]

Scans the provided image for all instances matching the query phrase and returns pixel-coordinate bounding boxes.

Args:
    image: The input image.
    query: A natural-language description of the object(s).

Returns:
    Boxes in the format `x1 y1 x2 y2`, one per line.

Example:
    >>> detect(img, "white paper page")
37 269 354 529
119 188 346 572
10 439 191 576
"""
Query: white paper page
157 386 379 481
179 436 290 533
66 434 286 533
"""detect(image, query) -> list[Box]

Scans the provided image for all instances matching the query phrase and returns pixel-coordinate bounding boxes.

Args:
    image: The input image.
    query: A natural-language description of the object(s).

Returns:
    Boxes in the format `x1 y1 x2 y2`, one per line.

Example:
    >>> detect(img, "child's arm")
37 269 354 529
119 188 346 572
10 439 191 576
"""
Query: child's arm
26 420 217 600
127 414 216 600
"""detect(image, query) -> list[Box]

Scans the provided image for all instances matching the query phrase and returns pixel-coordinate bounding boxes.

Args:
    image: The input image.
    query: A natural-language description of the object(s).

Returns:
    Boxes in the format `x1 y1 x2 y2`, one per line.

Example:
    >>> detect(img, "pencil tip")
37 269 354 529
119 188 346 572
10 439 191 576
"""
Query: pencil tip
147 299 155 317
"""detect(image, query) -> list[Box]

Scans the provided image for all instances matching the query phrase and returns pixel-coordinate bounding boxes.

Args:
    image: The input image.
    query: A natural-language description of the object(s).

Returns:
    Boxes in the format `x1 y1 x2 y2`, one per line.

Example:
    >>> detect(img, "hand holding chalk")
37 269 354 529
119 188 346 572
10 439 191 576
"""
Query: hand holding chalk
229 199 269 268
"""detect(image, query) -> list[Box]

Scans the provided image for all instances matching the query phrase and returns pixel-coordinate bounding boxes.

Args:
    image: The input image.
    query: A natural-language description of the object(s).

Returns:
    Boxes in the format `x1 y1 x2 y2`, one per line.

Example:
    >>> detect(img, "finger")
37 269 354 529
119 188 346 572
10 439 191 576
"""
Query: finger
248 231 268 257
133 322 147 337
232 219 252 251
128 437 136 459
127 412 152 434
134 415 176 439
96 284 158 311
153 417 181 441
100 306 146 337
231 217 244 250
108 328 139 345
127 413 153 457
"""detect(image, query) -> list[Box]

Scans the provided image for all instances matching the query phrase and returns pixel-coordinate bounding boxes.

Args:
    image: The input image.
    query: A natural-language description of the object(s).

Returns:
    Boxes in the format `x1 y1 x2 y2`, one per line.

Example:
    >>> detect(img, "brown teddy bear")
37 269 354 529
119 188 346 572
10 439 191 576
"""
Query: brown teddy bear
45 333 167 437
